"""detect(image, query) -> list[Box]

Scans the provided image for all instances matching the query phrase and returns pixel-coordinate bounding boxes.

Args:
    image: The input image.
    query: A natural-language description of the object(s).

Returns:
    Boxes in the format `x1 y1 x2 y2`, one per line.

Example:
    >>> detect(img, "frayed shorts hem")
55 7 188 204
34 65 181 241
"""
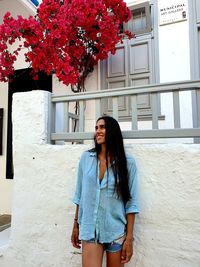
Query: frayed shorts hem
82 238 124 253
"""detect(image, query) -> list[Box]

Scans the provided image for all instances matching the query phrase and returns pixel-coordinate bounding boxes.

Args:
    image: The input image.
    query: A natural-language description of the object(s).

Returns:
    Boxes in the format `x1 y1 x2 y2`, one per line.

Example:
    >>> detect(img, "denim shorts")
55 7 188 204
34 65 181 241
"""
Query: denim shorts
83 235 125 253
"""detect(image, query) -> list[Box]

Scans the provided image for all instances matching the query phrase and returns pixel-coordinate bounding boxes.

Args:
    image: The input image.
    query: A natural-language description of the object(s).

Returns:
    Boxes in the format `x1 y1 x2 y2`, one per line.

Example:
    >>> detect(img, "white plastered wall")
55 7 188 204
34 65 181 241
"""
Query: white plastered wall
0 0 36 214
0 91 200 267
158 0 192 139
0 83 13 214
0 0 195 214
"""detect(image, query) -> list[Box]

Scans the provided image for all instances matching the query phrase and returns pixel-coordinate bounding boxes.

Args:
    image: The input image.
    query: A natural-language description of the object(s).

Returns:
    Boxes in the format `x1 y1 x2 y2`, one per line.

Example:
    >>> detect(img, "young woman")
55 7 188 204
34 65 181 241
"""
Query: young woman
71 116 139 267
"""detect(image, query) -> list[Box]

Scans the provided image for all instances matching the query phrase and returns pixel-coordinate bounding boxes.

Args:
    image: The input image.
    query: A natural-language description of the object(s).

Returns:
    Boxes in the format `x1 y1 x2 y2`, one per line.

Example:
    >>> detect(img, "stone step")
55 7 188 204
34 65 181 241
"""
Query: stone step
0 215 11 232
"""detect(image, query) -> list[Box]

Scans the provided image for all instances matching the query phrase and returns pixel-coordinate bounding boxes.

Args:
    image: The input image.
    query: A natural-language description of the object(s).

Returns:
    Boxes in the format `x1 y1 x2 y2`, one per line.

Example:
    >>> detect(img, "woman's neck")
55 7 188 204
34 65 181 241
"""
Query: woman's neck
99 144 106 158
98 144 111 163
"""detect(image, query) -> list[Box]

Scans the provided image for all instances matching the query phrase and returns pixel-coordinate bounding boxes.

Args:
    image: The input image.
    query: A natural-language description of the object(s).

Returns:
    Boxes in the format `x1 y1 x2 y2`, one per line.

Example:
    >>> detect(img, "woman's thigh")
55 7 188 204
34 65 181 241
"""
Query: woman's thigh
82 241 104 267
106 251 124 267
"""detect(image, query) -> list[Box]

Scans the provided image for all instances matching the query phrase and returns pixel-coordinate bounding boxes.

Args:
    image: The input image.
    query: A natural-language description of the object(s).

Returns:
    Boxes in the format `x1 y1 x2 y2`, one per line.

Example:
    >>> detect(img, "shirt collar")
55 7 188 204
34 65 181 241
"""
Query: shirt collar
89 151 115 165
89 151 96 157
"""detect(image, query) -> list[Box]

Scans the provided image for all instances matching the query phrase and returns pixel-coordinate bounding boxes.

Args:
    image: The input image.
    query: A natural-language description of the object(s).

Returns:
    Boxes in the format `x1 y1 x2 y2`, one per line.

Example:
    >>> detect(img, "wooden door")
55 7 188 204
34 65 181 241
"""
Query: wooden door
101 2 155 120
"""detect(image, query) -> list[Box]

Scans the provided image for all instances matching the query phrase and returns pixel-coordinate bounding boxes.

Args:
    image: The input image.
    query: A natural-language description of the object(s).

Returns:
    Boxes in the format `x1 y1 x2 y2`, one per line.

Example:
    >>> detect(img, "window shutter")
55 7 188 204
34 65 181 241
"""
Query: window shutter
125 2 152 35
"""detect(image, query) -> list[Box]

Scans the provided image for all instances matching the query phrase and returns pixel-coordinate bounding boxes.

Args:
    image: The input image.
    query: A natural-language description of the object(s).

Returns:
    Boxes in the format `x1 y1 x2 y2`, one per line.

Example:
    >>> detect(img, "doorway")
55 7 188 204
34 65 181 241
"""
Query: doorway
6 69 52 179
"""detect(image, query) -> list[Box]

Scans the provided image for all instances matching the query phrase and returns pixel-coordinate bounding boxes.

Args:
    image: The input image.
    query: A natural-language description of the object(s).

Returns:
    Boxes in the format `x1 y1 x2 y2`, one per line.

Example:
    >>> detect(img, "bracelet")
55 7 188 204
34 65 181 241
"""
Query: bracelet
74 218 78 222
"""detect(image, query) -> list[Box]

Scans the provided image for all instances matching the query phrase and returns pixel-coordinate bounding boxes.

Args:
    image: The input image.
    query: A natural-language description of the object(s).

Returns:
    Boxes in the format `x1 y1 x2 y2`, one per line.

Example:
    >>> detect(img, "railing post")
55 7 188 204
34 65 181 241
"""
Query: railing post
48 94 55 144
112 97 118 121
151 93 159 129
173 91 181 128
192 89 200 143
79 100 85 132
95 99 101 120
131 95 138 130
63 102 69 133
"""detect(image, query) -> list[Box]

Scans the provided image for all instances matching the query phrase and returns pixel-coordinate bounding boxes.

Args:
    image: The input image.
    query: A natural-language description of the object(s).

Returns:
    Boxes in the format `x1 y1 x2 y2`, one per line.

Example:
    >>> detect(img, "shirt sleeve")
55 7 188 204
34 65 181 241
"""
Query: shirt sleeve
72 153 84 205
125 157 140 214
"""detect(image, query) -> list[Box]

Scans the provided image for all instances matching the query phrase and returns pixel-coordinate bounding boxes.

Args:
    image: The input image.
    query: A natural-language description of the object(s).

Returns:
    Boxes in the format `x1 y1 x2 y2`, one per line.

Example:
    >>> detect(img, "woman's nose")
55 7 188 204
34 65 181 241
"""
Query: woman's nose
96 127 100 133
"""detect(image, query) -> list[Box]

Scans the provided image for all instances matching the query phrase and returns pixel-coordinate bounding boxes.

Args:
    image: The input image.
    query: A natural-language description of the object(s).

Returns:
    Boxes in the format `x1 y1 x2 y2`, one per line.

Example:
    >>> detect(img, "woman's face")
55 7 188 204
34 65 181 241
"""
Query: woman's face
95 119 106 145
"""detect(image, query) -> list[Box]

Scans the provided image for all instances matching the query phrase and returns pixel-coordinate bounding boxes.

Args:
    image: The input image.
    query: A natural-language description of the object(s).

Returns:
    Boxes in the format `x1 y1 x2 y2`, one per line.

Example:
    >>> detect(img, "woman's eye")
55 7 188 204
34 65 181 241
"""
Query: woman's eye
95 125 105 130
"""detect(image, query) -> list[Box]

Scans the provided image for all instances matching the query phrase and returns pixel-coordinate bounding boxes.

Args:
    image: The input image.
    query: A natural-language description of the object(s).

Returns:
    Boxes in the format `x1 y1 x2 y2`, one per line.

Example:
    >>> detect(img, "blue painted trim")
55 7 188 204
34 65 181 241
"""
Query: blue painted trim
30 0 39 6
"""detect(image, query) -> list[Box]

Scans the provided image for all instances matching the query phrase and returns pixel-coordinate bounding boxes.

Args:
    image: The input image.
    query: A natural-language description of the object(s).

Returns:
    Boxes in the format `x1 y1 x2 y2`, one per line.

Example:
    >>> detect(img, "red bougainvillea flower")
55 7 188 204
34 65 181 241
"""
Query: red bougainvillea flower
0 0 133 88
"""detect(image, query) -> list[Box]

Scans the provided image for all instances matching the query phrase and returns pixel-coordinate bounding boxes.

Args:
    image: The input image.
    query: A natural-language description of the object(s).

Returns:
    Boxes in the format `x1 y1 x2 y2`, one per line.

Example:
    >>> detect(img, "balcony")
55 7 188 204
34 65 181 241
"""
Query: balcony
50 80 200 143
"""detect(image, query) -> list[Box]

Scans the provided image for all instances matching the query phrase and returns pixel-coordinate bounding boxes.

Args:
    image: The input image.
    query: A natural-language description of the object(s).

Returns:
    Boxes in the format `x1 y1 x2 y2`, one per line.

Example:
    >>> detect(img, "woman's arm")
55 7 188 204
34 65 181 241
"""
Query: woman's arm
121 213 135 263
71 153 84 249
126 212 135 241
71 204 81 249
121 157 139 263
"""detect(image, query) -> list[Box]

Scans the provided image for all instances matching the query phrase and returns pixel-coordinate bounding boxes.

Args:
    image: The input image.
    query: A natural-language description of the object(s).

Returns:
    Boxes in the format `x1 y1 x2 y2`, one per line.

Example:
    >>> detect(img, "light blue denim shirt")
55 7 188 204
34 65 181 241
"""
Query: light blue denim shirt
72 150 139 243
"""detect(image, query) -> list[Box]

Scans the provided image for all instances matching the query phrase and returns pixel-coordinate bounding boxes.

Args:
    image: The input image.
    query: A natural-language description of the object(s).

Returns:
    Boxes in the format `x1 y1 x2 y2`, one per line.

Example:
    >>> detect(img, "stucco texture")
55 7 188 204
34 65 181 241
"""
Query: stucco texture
0 143 200 267
0 91 199 267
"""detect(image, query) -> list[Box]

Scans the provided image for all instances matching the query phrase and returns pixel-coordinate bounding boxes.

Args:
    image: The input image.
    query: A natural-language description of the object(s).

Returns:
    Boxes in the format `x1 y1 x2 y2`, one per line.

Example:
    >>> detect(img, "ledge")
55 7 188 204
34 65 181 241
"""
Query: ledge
0 215 11 232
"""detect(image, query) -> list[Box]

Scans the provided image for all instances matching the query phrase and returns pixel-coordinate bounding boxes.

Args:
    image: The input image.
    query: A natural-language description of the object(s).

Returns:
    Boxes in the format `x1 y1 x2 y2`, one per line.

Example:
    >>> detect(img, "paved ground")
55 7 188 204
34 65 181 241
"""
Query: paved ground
0 227 10 248
0 214 11 253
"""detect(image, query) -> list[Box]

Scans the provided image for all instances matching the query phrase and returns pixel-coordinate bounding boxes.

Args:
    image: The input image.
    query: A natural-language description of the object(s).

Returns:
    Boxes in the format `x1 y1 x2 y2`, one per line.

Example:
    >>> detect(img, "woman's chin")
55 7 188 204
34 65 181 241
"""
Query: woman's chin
96 139 105 145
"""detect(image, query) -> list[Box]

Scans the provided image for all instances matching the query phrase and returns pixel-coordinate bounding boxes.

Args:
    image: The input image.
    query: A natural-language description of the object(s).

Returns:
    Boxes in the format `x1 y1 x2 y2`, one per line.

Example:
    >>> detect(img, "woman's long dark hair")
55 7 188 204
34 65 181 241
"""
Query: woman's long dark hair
94 116 131 203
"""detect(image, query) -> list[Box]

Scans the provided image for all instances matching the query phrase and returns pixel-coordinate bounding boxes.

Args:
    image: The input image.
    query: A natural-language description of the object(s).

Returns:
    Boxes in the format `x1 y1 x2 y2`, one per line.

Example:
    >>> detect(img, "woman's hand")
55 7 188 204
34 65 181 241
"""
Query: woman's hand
71 222 81 249
121 238 133 263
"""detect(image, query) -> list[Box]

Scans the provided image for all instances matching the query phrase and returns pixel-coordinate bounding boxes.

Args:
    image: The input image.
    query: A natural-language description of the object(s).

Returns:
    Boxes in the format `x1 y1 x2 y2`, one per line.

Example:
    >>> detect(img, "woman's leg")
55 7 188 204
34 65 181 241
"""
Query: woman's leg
106 251 124 267
82 241 104 267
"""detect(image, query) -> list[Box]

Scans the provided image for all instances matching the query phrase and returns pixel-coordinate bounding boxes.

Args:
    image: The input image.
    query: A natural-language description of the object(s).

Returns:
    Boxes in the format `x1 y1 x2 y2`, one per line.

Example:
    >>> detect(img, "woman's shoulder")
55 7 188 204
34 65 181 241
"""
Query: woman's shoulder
79 148 96 161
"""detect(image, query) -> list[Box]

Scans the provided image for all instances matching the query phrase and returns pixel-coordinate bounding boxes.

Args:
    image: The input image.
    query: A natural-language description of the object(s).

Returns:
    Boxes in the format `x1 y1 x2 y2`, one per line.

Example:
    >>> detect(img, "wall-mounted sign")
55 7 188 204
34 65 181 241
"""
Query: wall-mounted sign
159 1 187 26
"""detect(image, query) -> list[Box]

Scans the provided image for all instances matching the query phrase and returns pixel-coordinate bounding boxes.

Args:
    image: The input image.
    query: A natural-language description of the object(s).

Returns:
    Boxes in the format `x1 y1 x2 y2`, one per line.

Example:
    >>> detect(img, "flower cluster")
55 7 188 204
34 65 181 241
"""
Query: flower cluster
0 0 133 87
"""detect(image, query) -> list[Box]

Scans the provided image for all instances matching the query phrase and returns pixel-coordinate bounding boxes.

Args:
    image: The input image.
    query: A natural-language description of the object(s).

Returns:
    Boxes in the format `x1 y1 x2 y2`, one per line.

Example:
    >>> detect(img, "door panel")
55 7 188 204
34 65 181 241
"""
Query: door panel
131 77 150 109
108 80 127 112
104 79 129 117
107 45 126 77
130 42 149 74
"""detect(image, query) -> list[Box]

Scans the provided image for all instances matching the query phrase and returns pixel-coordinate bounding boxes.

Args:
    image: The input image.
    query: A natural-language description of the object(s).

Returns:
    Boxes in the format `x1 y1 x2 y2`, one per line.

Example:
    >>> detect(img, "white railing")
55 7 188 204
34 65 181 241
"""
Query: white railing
49 80 200 142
